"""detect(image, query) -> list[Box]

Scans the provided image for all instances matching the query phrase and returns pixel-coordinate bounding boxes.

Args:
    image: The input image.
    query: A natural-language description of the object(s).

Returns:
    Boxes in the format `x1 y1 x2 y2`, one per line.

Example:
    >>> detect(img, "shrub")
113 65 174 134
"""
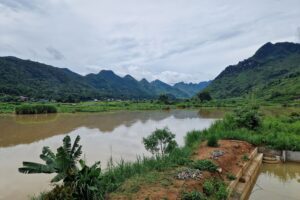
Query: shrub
143 127 178 156
182 191 207 200
197 91 212 102
202 178 228 200
203 180 214 196
231 106 262 130
207 135 218 147
191 160 218 172
185 130 203 147
226 173 236 181
242 154 249 161
15 104 57 114
215 183 228 200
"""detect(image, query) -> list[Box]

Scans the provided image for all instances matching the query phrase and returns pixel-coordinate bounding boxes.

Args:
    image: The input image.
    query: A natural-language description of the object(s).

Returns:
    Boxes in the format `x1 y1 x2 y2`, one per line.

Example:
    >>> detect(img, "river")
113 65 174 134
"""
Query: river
0 109 218 200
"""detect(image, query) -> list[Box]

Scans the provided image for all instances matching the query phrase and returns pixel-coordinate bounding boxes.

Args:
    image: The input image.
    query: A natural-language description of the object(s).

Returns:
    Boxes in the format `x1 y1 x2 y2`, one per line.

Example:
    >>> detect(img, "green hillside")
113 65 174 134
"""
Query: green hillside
0 56 100 102
173 81 211 97
207 42 300 101
0 56 206 101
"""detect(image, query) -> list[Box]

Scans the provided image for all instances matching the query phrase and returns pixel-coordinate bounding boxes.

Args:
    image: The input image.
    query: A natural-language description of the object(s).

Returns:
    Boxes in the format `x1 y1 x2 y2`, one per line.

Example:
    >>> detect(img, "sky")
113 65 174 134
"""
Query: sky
0 0 300 84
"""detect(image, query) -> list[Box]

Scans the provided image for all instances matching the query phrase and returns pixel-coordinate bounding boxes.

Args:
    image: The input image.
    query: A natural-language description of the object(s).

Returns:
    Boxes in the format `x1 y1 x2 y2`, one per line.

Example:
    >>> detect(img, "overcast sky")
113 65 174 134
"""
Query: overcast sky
0 0 299 84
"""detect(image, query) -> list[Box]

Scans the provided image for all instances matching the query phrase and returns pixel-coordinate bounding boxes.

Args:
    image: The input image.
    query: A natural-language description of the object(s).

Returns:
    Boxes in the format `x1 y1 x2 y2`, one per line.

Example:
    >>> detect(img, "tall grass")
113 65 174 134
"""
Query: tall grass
15 104 57 114
195 111 300 151
101 146 193 194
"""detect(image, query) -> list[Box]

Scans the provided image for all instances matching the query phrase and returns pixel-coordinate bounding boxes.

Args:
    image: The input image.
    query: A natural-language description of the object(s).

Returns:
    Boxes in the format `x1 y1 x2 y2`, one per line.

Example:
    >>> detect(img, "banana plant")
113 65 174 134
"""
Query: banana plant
19 135 82 183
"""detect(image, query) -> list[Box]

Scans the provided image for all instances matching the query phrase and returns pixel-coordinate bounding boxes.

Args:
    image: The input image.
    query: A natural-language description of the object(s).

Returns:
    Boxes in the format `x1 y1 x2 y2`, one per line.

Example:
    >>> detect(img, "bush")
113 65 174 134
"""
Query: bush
202 179 228 200
182 191 207 200
215 183 228 200
231 106 262 130
207 135 218 147
242 154 249 161
203 180 214 196
143 127 178 156
15 104 57 114
197 91 212 102
185 130 203 147
191 160 218 172
226 173 236 181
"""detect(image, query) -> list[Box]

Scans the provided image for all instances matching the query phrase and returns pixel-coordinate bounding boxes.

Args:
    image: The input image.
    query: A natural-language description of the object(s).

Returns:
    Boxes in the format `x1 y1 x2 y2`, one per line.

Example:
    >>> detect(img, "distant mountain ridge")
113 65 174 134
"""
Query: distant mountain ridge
207 42 300 101
0 56 208 101
173 81 211 97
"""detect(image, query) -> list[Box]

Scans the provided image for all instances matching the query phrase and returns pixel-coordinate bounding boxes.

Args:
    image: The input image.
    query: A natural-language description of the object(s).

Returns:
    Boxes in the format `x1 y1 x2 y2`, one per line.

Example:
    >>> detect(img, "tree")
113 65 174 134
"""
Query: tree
143 127 178 156
232 106 261 130
197 91 212 102
19 135 82 183
158 94 169 104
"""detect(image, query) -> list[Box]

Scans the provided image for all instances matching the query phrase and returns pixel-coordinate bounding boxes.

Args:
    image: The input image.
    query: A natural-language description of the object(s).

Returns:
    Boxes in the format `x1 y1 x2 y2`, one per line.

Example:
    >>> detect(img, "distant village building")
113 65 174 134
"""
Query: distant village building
19 96 29 101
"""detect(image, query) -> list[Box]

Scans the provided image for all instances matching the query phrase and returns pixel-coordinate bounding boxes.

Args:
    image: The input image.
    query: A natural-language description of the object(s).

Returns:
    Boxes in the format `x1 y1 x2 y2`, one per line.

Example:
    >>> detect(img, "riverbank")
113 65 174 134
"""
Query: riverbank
1 99 297 114
26 106 300 199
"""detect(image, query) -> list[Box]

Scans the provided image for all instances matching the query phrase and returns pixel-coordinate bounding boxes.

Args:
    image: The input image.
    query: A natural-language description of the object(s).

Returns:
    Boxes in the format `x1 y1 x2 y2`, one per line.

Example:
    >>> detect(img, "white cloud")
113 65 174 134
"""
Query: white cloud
0 0 299 83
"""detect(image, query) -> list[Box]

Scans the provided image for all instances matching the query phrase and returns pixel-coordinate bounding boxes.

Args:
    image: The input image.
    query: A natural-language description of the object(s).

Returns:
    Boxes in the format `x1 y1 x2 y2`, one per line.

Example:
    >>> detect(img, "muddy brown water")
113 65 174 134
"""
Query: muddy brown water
249 163 300 200
0 109 218 200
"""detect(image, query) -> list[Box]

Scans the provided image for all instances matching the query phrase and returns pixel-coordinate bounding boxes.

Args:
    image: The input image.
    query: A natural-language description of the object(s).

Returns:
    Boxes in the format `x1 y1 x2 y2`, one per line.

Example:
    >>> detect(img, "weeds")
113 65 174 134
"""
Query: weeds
226 173 236 181
181 191 207 200
207 135 219 147
191 160 218 172
242 154 249 161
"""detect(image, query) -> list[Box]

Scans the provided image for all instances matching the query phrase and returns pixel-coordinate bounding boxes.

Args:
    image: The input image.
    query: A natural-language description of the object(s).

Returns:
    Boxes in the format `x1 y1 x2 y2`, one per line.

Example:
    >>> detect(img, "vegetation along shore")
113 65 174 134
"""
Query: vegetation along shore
17 106 300 199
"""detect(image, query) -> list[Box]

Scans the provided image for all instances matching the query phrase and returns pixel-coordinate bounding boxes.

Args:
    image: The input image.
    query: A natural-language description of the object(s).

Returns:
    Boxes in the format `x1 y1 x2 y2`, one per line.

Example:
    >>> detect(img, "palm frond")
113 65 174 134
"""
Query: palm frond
73 145 82 160
71 135 81 155
19 162 55 174
42 146 55 159
51 172 66 183
63 135 72 154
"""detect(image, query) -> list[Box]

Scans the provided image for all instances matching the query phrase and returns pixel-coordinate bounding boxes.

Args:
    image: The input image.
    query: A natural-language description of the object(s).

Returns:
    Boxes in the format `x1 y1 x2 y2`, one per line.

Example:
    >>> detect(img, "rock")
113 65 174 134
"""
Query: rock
211 150 225 159
176 168 203 180
217 167 222 173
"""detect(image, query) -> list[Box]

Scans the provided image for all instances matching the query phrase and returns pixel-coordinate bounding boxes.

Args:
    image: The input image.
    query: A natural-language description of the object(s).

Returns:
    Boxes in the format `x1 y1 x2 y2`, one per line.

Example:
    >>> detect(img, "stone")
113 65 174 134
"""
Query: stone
211 150 225 159
176 168 203 180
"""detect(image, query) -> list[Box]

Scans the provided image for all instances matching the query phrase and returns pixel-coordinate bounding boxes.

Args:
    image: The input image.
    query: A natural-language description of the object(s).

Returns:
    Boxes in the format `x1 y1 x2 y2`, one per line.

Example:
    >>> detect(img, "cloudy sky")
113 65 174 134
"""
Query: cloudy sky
0 0 299 84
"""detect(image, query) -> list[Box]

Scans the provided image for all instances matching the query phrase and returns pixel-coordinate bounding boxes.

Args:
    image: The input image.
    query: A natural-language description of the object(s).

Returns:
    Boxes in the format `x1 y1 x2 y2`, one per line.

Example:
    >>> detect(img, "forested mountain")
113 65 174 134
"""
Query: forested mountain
0 56 207 101
207 42 300 101
0 56 100 102
173 81 211 97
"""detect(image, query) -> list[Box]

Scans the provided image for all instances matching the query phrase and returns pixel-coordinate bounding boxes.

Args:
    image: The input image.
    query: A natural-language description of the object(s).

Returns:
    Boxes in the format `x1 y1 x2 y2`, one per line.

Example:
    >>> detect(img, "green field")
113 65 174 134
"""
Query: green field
1 98 298 115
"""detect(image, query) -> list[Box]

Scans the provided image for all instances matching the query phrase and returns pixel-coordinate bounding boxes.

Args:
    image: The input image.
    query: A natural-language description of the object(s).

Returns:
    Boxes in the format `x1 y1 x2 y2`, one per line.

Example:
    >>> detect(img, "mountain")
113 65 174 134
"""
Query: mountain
0 56 205 101
207 42 300 101
173 81 211 97
85 70 154 99
150 80 189 98
0 56 100 102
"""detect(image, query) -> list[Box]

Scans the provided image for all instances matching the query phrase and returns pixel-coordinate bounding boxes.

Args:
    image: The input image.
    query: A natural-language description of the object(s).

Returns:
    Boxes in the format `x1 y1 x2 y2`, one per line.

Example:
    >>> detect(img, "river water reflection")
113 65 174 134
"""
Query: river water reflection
0 109 218 200
250 163 300 200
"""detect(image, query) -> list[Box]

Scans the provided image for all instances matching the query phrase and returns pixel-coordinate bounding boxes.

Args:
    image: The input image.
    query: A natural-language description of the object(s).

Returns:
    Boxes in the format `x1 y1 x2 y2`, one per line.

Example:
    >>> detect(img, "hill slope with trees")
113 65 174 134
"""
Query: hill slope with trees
0 56 208 101
207 42 300 101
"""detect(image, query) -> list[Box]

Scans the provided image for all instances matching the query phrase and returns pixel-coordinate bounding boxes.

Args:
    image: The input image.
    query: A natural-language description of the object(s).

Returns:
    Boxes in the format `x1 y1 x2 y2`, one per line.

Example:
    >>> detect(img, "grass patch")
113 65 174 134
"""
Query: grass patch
191 160 218 172
15 104 57 114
